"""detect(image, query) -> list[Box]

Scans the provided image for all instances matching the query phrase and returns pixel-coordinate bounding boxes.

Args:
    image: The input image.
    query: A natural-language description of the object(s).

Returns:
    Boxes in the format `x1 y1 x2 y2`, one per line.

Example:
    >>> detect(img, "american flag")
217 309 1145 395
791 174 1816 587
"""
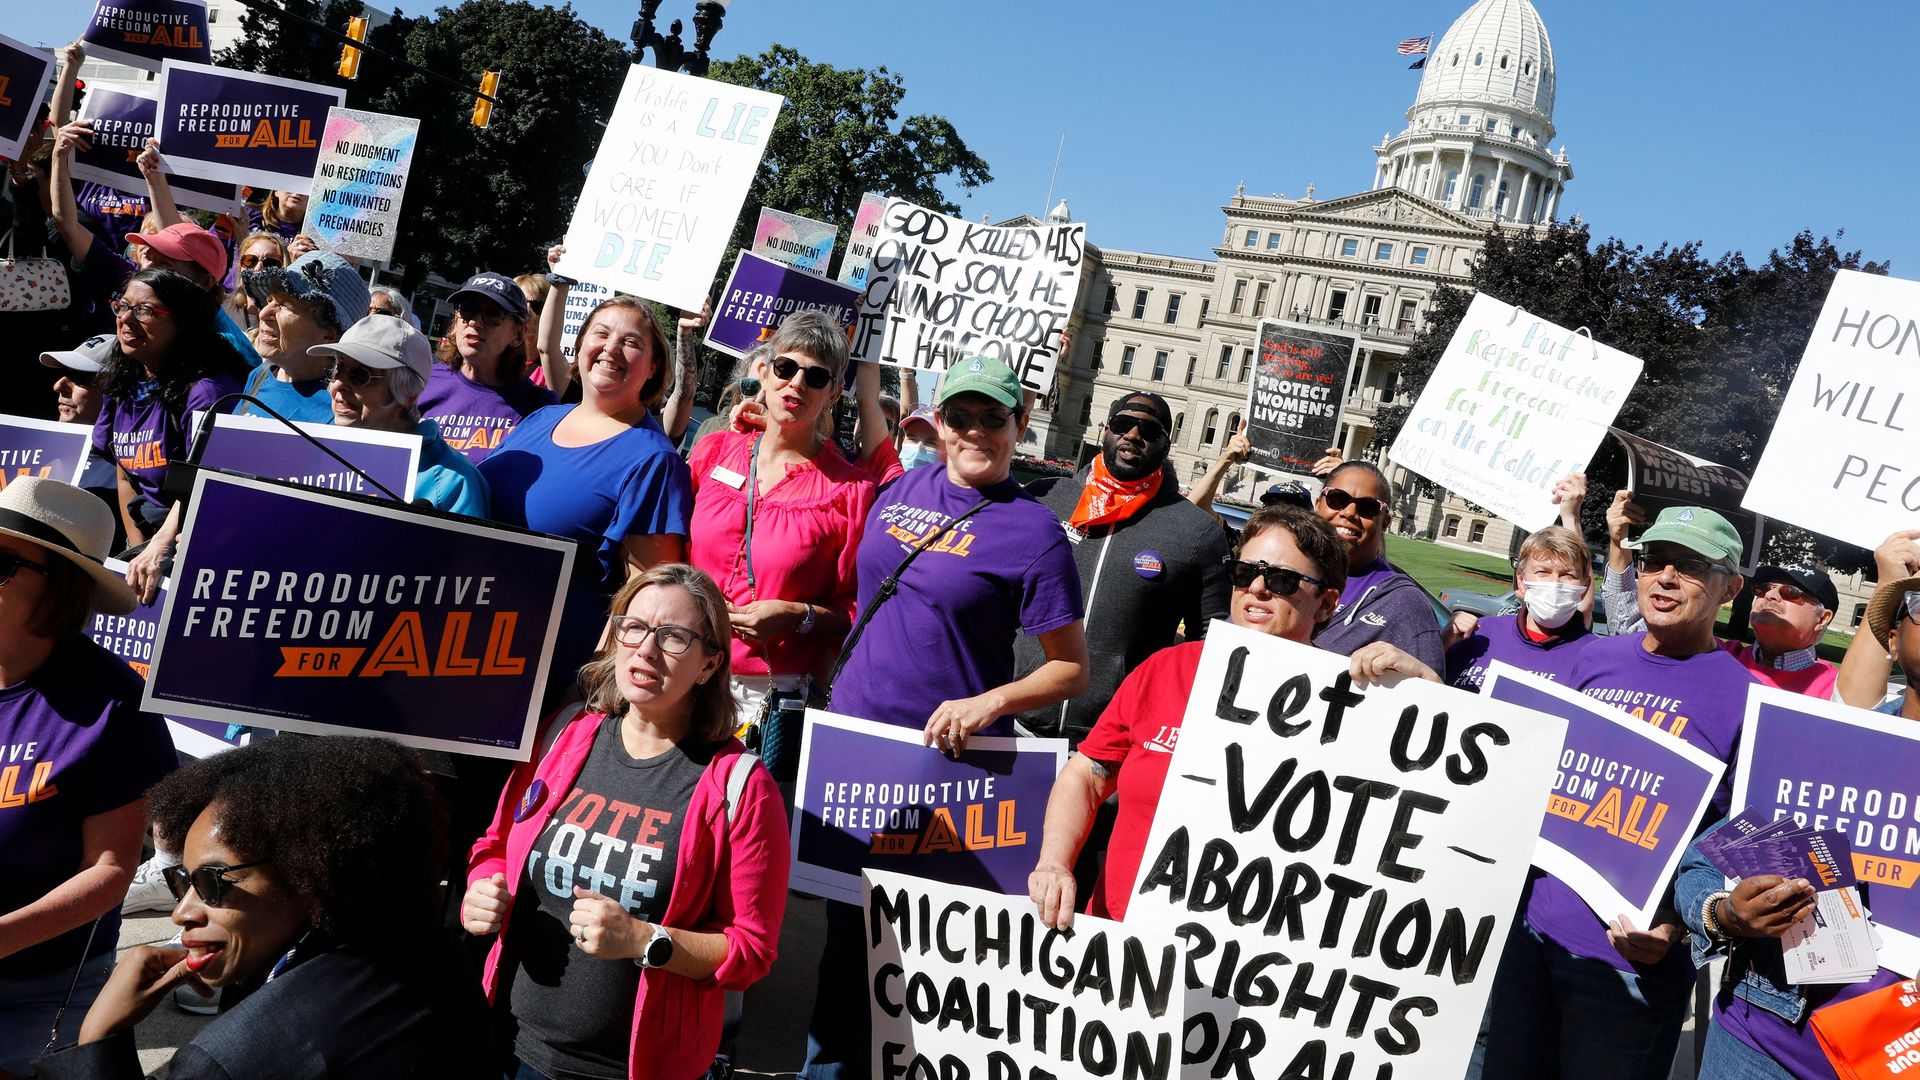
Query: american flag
1397 35 1431 56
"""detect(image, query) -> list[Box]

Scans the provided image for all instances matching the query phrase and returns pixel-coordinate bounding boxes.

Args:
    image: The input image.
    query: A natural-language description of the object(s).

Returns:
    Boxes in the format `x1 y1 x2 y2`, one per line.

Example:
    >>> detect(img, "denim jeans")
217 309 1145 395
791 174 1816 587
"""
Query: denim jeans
1698 1018 1798 1080
1467 916 1692 1080
798 899 866 1080
0 951 115 1074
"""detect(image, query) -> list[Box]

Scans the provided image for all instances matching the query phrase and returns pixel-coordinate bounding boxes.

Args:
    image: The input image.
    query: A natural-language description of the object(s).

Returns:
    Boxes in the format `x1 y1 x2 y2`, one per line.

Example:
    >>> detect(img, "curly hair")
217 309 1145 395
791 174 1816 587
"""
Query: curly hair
98 269 251 412
146 736 449 946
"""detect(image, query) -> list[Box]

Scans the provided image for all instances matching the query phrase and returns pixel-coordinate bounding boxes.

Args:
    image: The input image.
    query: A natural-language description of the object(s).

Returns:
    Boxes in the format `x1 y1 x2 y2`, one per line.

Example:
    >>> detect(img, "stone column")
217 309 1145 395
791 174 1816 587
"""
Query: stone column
1545 179 1562 221
1517 170 1535 223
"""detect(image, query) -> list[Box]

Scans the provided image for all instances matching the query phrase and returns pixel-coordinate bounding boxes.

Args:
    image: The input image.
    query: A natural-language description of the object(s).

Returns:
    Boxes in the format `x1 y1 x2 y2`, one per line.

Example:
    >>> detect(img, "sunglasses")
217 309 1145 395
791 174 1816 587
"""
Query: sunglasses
61 370 96 387
239 255 283 270
608 615 713 655
1319 488 1384 519
1753 580 1817 606
454 302 509 327
769 355 834 391
1109 414 1167 443
940 406 1014 431
1634 551 1731 583
1224 558 1326 595
328 362 386 389
162 858 274 908
0 552 52 586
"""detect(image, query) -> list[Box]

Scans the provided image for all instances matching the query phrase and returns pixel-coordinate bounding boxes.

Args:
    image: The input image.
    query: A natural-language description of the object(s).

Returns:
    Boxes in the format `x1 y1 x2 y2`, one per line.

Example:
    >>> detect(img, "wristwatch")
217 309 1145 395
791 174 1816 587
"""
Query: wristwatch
636 924 674 969
797 603 818 635
1702 890 1732 943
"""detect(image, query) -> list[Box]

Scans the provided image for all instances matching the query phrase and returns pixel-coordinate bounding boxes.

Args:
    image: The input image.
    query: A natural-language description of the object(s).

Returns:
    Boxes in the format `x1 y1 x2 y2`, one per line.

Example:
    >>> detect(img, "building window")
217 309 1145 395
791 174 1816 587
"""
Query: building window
1216 344 1232 378
1230 279 1247 314
1090 340 1104 370
1444 171 1459 200
1131 289 1149 320
1523 59 1532 75
1227 411 1242 437
1119 346 1135 376
1362 294 1383 327
1152 351 1168 380
1443 516 1460 538
1457 114 1470 127
1266 233 1282 251
1853 603 1867 629
1496 180 1510 214
1468 521 1488 544
1468 175 1486 210
1239 348 1253 381
1184 355 1197 384
1485 117 1498 132
1078 395 1094 426
1244 229 1258 247
1374 242 1393 261
1410 245 1430 266
1500 54 1508 69
1199 298 1209 319
1451 53 1459 66
1397 299 1418 331
1202 409 1219 444
1253 282 1270 317
1164 294 1182 324
1103 284 1117 314
1473 52 1483 65
1341 238 1359 258
1327 290 1349 322
1383 371 1399 403
1172 413 1185 442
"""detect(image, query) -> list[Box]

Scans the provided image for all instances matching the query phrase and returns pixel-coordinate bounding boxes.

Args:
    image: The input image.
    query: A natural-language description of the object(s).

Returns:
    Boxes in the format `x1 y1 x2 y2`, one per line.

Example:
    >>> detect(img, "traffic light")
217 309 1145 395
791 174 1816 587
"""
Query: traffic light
471 70 501 128
336 16 368 80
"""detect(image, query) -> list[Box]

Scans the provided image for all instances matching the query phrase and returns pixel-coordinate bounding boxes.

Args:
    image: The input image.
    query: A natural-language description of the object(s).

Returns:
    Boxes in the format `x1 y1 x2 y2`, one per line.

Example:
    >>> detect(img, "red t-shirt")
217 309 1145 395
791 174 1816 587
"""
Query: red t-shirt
1076 640 1205 921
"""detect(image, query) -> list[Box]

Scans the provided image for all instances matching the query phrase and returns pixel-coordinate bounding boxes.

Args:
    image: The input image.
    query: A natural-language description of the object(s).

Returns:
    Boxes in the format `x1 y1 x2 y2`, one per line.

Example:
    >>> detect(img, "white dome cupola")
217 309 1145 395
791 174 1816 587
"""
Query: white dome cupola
1416 0 1556 134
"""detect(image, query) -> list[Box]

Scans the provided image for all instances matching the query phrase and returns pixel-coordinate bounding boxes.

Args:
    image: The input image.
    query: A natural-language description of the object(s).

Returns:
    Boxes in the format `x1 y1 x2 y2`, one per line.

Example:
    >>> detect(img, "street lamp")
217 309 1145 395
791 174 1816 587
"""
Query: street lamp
631 0 731 76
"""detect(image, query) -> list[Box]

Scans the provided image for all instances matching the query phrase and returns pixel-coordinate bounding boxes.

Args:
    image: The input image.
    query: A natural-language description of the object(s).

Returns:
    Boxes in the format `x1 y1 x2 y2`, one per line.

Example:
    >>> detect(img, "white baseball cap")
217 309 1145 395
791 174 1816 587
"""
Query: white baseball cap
40 335 115 374
308 315 434 383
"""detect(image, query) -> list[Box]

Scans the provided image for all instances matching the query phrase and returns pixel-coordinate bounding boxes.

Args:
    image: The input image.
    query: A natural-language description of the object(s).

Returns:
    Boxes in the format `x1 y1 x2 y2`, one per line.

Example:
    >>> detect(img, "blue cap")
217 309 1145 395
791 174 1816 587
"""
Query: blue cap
245 251 370 333
449 272 531 321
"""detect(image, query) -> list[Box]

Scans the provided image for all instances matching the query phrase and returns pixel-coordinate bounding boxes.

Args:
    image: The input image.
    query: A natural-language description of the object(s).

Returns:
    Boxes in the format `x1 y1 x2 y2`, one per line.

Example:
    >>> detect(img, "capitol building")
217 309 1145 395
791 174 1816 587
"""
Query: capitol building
1029 0 1575 558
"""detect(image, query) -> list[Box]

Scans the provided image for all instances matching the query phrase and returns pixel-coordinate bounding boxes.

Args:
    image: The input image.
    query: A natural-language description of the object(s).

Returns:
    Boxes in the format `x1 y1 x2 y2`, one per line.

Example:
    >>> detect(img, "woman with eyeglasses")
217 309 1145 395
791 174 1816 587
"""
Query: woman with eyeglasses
462 565 788 1080
684 311 877 775
1027 504 1439 931
227 231 289 331
36 735 493 1077
418 272 557 465
478 296 692 683
1308 459 1447 675
0 478 172 1073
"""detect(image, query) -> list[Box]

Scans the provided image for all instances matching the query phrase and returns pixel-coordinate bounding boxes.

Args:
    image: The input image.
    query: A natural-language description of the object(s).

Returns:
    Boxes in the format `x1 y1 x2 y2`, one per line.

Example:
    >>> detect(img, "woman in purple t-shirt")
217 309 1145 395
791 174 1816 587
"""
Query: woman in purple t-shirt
417 272 557 464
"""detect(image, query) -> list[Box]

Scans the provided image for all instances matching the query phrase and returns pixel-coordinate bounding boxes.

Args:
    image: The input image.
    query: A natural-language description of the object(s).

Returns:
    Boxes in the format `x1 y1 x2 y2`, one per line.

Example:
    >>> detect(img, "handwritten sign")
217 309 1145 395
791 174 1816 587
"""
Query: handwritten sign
154 60 344 191
1387 293 1642 530
706 251 861 360
838 191 888 291
1127 621 1564 1080
82 0 210 72
0 416 91 489
0 33 53 161
72 84 242 214
1611 427 1765 574
851 198 1086 395
753 207 837 275
559 281 616 367
554 65 783 310
1744 270 1920 550
304 107 418 262
1246 320 1353 473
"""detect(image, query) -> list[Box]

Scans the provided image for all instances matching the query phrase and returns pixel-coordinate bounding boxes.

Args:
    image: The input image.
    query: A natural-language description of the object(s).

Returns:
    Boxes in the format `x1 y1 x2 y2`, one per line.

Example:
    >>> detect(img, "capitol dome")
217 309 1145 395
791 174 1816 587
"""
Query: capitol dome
1415 0 1556 134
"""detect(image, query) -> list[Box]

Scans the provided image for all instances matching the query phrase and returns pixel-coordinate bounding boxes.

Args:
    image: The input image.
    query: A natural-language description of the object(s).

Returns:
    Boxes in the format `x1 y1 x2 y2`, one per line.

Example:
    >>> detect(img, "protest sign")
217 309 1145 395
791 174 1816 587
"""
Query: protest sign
1386 294 1642 530
862 869 1185 1080
71 85 243 214
1610 427 1766 574
851 198 1086 394
1246 320 1353 473
1734 685 1920 976
194 412 420 502
94 559 247 758
838 191 888 292
1127 621 1564 1080
0 416 91 489
554 65 782 310
753 207 837 275
559 281 615 366
304 107 419 262
1483 663 1722 926
706 251 861 360
791 712 1065 904
1744 270 1920 550
145 473 574 759
82 0 210 72
155 60 345 191
0 34 53 161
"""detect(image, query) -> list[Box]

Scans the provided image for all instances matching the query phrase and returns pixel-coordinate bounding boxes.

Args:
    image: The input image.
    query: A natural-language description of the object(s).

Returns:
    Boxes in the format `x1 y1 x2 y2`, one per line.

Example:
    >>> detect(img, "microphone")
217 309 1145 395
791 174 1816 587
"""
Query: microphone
164 392 406 504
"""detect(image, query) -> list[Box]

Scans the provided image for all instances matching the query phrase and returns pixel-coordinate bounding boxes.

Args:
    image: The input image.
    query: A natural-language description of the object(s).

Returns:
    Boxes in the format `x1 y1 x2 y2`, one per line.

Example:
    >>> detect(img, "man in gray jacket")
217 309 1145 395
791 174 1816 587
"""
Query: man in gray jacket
1012 392 1232 745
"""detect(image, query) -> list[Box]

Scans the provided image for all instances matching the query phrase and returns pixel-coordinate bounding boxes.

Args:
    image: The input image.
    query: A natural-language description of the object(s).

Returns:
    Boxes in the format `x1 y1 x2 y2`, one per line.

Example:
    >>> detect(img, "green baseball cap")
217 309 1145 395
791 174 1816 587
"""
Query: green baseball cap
937 355 1022 410
1623 505 1744 567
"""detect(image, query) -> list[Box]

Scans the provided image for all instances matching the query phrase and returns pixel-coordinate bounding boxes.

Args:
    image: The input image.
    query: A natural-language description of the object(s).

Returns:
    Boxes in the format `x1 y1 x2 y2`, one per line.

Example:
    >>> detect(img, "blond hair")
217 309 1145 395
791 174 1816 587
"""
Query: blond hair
1518 526 1593 579
577 564 736 744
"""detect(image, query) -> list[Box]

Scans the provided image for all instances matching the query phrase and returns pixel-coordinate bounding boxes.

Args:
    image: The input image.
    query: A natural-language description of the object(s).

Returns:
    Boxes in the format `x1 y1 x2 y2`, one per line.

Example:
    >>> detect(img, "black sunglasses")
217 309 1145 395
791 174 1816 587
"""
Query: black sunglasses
162 858 274 908
61 370 96 387
1109 414 1167 443
1319 488 1384 519
0 552 51 586
1224 558 1325 595
770 356 834 390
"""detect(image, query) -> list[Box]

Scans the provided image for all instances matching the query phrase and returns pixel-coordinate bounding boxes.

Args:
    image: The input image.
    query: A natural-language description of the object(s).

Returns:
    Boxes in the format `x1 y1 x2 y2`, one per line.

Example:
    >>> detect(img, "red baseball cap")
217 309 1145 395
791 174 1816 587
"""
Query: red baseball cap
129 223 228 283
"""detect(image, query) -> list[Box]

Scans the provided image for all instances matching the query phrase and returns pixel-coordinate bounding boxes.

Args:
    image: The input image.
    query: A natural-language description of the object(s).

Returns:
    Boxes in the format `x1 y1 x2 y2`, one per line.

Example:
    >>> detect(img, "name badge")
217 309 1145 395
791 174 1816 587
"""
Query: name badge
710 465 747 489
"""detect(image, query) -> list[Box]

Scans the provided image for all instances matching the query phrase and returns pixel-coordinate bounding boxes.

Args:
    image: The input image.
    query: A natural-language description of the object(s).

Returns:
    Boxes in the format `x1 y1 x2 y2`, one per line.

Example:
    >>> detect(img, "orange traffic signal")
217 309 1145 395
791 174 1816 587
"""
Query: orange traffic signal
337 16 368 79
471 69 501 128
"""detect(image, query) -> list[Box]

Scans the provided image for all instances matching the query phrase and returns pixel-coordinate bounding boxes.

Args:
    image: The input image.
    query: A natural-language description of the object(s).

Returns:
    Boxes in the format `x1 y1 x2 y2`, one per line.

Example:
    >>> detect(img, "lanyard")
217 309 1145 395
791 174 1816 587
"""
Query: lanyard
741 435 761 600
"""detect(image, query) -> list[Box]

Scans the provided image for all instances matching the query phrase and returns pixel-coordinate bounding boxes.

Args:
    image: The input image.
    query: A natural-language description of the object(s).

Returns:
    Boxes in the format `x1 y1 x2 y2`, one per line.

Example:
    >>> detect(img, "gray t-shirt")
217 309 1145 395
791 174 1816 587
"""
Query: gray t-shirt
509 718 710 1078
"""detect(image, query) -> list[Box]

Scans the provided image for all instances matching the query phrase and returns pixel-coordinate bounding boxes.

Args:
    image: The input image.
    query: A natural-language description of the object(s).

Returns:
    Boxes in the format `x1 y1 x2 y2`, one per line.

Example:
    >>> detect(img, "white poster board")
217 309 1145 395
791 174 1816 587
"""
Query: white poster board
1743 269 1920 550
1386 293 1642 530
303 106 419 262
560 281 615 367
553 65 783 310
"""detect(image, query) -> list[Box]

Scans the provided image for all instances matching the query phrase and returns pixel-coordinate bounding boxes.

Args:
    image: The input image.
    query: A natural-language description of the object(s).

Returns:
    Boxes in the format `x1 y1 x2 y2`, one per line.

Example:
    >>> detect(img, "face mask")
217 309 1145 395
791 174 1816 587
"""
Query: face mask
1523 581 1587 630
899 443 940 471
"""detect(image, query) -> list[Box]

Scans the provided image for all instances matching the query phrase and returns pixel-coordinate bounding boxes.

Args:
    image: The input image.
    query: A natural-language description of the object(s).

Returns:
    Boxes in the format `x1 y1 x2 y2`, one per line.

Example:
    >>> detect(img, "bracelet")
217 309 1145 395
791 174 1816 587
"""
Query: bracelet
1702 890 1732 941
797 603 817 635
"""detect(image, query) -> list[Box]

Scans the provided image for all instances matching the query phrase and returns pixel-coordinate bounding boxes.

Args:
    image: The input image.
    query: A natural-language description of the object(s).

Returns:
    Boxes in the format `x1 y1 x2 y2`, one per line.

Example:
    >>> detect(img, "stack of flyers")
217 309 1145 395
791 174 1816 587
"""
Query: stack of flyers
1703 810 1878 985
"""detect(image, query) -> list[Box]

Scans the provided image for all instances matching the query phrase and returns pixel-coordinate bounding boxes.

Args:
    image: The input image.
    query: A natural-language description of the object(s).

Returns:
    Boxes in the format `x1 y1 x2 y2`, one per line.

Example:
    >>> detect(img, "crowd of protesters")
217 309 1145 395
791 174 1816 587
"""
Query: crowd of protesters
4 36 1917 1080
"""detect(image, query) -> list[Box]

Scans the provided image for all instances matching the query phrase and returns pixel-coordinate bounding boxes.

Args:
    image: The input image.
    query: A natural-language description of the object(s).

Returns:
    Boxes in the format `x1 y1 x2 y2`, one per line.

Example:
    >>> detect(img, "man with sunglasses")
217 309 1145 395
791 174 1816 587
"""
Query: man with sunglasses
233 250 371 425
1012 392 1231 746
38 336 124 546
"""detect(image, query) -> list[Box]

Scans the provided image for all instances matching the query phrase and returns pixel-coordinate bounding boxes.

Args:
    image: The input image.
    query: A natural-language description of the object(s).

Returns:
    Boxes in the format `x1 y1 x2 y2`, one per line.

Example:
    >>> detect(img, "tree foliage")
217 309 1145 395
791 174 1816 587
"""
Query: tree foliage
1373 223 1889 572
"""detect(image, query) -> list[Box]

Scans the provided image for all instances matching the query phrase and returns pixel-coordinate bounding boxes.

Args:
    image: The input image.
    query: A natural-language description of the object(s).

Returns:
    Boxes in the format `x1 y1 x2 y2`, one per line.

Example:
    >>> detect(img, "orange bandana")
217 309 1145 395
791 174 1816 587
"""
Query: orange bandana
1068 455 1163 533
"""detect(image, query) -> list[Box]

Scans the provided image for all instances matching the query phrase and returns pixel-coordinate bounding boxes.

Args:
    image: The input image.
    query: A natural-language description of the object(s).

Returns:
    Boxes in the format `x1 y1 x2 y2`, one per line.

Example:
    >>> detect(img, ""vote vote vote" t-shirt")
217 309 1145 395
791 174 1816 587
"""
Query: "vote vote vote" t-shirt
509 718 710 1079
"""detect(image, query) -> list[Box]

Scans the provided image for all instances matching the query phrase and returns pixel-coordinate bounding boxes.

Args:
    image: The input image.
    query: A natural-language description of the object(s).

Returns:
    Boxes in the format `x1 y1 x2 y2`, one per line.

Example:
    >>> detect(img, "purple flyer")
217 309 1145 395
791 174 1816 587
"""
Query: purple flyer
95 558 246 758
196 412 419 502
0 416 91 489
706 251 861 359
82 0 212 72
73 85 242 213
145 473 575 760
155 60 344 190
1485 663 1724 924
0 33 54 161
791 712 1066 904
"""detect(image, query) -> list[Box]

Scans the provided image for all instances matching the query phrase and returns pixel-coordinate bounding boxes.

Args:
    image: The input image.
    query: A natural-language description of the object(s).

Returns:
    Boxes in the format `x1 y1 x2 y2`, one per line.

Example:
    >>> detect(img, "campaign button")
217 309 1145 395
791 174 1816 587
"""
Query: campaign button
1134 550 1165 579
514 778 548 822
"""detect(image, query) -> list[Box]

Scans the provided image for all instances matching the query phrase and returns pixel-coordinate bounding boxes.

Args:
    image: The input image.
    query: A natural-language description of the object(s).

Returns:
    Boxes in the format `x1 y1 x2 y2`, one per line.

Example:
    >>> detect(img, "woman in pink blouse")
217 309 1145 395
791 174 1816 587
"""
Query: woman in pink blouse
686 310 876 776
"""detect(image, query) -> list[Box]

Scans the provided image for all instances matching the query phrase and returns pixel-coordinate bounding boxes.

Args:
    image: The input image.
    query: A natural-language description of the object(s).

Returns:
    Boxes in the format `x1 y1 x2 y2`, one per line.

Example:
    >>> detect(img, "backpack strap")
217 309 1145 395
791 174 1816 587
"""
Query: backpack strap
724 751 761 827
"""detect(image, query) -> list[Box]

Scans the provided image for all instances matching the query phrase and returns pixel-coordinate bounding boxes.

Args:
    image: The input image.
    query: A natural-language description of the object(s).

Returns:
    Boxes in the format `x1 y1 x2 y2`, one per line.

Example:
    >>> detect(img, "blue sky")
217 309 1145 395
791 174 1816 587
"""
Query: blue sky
22 1 1917 273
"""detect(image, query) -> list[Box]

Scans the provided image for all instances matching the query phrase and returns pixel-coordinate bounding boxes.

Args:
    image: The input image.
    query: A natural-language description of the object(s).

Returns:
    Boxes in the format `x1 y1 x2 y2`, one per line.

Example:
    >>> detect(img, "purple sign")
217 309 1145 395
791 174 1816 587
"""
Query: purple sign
706 251 862 360
197 413 420 502
0 417 91 490
0 33 54 161
1735 686 1920 976
146 473 575 760
791 713 1066 904
73 85 242 214
1486 664 1722 924
95 558 246 758
155 60 344 190
83 0 211 73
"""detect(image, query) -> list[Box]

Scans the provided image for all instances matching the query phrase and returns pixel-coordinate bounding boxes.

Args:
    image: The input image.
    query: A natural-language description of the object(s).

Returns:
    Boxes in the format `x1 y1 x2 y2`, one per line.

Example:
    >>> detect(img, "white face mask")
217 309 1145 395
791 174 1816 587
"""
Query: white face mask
899 443 941 471
1523 581 1587 629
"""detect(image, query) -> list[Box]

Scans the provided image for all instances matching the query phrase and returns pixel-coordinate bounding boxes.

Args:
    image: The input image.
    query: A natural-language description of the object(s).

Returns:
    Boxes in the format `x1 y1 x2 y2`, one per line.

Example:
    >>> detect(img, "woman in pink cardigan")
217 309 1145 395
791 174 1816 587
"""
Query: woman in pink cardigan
462 564 790 1080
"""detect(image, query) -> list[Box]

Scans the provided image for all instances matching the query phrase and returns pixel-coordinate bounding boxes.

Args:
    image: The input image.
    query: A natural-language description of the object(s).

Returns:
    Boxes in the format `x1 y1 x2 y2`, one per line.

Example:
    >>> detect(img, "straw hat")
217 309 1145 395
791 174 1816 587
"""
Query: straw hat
0 477 137 615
